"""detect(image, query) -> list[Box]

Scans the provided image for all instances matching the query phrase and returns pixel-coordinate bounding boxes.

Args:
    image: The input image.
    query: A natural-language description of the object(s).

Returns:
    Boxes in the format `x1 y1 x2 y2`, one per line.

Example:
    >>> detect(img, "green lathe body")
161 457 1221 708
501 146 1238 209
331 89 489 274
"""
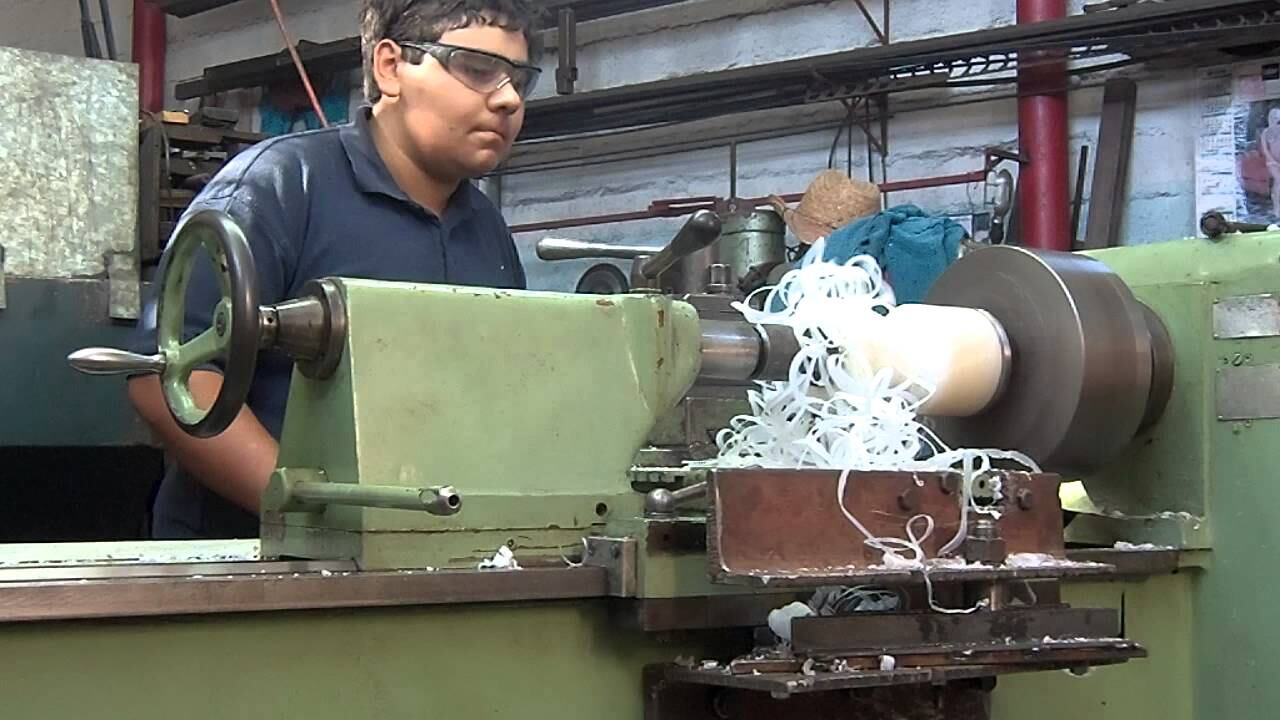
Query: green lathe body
10 232 1280 719
1005 231 1280 720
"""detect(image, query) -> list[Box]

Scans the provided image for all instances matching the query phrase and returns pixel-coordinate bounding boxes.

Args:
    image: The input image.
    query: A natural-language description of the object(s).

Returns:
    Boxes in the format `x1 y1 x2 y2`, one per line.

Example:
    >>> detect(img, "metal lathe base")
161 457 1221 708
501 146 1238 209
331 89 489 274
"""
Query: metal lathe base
0 548 1195 720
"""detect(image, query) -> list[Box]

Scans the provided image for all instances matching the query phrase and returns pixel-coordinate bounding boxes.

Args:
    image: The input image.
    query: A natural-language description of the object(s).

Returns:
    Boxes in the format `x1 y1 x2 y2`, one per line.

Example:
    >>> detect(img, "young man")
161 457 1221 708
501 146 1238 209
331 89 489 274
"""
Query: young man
127 0 543 539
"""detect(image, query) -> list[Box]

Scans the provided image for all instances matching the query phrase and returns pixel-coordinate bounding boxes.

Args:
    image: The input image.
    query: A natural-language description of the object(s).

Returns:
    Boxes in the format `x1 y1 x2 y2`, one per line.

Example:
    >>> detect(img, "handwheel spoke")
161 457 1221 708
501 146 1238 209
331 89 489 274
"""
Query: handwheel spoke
171 300 233 376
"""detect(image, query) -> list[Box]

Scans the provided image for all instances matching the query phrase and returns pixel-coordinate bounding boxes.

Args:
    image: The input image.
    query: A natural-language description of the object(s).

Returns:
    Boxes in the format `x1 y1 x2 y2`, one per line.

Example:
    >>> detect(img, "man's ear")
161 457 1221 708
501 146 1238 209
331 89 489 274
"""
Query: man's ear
372 39 403 99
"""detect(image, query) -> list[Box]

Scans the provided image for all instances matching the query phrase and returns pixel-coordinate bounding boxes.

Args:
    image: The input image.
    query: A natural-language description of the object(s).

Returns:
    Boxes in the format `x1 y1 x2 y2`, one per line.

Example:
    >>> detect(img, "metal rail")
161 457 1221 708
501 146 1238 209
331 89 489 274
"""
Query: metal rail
0 566 608 623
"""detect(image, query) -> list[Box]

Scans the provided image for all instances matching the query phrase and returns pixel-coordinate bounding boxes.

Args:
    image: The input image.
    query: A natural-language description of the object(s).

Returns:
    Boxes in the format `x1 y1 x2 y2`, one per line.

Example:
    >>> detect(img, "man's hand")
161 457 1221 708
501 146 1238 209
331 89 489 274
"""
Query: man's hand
127 372 278 513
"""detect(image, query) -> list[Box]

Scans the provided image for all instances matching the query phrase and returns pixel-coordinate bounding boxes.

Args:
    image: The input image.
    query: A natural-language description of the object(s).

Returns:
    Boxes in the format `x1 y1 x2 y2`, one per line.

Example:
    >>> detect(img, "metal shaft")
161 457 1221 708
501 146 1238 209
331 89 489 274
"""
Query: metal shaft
698 319 799 383
536 238 662 261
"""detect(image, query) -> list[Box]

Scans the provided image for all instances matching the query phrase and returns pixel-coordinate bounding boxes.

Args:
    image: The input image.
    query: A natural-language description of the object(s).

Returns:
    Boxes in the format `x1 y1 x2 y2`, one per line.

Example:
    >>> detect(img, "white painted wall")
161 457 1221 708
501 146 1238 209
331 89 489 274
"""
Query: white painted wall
158 0 1205 291
0 0 134 61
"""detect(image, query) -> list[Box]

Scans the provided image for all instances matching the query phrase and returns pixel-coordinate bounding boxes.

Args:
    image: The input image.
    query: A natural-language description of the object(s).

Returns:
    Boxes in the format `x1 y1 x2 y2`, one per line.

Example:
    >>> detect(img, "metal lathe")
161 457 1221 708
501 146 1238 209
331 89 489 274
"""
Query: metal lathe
0 185 1263 718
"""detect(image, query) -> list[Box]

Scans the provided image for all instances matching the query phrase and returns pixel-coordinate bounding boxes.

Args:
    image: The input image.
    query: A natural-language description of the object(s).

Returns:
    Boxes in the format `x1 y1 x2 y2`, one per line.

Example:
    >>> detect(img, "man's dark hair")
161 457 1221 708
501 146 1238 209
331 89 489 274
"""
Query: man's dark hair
361 0 544 103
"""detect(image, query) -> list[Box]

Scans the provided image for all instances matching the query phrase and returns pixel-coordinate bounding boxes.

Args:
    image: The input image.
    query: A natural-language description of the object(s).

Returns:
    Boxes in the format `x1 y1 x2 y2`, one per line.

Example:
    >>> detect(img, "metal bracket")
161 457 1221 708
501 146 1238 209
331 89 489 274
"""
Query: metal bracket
556 8 578 95
582 536 637 597
106 250 140 320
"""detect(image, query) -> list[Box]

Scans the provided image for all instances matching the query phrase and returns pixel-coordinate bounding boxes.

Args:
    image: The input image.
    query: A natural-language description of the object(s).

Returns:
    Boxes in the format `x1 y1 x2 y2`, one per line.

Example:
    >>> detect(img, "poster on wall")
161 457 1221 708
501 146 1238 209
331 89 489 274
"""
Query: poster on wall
1197 57 1280 230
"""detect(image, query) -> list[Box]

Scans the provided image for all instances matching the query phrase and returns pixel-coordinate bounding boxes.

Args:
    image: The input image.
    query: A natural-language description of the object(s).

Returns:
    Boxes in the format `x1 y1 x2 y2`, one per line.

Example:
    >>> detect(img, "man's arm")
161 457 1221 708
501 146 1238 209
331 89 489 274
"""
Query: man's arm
128 372 278 513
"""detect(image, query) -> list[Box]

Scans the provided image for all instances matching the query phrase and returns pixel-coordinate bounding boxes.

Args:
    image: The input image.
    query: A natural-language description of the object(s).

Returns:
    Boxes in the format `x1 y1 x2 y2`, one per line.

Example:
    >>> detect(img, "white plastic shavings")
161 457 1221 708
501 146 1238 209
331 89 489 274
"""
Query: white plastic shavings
1112 541 1171 551
767 601 815 643
712 238 1041 614
879 655 897 672
478 545 521 571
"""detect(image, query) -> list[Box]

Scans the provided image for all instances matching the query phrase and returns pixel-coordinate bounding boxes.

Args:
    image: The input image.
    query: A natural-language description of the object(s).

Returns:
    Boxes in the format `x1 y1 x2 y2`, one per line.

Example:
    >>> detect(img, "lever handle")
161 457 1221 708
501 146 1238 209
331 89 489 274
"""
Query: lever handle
536 237 661 262
67 348 165 376
640 210 722 280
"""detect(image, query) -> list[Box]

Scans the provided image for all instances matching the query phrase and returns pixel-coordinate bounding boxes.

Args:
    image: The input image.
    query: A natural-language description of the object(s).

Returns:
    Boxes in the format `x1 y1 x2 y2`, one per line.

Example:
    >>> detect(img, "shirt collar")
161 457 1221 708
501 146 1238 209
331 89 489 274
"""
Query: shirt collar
339 105 475 221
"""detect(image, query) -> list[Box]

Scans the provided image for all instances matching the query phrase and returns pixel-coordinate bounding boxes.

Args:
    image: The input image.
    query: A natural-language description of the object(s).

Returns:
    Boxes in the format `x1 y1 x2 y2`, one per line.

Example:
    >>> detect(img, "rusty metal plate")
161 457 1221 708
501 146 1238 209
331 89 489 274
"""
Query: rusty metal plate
707 469 1074 585
790 607 1120 654
664 638 1143 698
645 665 991 720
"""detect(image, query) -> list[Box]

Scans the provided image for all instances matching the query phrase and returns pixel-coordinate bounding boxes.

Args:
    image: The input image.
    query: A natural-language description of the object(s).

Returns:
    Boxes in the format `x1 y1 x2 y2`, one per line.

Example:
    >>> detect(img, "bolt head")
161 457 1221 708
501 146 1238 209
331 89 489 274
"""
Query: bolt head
1016 489 1034 511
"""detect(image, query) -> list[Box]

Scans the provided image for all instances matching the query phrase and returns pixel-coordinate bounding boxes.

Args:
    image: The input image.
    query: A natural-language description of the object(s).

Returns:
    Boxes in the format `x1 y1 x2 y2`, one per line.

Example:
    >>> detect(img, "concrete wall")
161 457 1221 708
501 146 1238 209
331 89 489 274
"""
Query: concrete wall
0 0 134 61
159 0 1204 291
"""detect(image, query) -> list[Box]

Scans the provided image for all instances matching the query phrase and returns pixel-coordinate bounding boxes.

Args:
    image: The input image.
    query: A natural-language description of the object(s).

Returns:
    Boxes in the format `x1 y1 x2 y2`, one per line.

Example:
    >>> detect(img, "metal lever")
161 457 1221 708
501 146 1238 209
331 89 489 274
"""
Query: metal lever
639 210 722 280
264 470 463 517
536 238 662 262
1200 210 1271 240
67 348 165 376
288 481 462 515
645 481 708 516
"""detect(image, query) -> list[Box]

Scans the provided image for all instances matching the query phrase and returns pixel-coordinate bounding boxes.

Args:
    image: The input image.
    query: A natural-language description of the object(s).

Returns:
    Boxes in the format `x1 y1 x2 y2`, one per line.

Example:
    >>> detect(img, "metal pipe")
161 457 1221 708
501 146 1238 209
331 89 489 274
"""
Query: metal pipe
511 170 989 235
98 0 118 60
132 0 167 113
78 0 102 59
1017 0 1071 251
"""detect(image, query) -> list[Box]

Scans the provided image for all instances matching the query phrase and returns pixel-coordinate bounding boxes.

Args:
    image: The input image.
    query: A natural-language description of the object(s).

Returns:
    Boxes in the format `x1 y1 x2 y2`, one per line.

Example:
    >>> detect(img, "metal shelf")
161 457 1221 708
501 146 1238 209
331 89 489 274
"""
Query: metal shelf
520 0 1280 139
172 0 697 99
149 0 240 17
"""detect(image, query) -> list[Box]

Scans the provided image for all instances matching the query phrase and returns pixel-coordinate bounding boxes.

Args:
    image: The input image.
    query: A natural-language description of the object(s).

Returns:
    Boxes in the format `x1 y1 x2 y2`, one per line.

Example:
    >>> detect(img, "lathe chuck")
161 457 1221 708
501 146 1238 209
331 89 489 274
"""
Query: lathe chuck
925 245 1172 475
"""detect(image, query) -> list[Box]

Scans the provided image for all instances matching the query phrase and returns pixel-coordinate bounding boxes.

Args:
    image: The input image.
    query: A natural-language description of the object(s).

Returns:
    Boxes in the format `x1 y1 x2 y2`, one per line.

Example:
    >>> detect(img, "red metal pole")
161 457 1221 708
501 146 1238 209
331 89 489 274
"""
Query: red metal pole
1016 0 1070 250
132 0 166 114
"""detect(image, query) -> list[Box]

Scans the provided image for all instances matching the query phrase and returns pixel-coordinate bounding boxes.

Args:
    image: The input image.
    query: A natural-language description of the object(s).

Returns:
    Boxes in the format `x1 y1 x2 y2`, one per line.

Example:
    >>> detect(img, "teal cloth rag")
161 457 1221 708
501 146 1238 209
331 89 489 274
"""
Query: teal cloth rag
259 91 350 136
810 204 966 304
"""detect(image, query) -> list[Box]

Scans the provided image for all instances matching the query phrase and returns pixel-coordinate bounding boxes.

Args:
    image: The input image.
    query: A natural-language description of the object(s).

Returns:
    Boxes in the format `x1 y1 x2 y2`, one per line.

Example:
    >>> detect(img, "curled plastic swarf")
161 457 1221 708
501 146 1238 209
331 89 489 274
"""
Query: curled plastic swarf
710 238 1041 613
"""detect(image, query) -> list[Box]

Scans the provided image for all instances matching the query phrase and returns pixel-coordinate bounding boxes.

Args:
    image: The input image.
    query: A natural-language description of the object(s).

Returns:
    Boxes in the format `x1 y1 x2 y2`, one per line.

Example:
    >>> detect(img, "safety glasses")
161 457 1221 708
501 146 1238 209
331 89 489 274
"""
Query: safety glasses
398 40 541 100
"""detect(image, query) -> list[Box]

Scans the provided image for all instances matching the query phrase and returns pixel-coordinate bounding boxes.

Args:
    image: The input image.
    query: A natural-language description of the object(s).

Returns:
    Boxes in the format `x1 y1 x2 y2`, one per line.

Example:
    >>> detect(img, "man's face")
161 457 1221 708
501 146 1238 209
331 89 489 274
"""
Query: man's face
390 25 530 179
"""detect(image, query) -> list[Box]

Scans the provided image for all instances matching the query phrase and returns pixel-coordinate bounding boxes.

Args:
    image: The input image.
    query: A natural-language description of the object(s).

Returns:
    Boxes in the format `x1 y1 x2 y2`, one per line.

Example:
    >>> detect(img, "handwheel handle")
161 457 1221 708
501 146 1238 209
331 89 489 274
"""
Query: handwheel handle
68 348 166 375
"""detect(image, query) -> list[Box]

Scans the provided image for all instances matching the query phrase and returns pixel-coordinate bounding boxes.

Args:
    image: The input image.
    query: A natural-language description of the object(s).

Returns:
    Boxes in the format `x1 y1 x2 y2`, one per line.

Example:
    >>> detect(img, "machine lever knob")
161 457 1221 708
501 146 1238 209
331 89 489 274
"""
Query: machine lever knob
67 348 165 376
640 210 722 280
536 238 662 262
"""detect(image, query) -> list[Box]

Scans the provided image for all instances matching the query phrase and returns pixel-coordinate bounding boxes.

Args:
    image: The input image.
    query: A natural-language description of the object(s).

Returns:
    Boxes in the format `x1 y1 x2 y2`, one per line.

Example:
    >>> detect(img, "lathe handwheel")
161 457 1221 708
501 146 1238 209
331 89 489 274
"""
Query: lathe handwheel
156 209 261 438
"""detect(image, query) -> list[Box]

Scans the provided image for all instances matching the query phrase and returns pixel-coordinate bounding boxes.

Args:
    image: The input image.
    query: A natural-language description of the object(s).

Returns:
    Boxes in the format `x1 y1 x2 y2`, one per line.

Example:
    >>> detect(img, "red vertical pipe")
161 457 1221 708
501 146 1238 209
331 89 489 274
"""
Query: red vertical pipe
1016 0 1070 250
132 0 167 113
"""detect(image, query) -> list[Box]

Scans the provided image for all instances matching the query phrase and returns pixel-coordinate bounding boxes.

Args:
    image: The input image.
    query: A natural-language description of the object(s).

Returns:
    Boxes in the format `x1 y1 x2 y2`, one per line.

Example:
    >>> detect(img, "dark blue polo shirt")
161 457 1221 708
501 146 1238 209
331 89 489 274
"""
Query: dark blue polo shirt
130 105 525 539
